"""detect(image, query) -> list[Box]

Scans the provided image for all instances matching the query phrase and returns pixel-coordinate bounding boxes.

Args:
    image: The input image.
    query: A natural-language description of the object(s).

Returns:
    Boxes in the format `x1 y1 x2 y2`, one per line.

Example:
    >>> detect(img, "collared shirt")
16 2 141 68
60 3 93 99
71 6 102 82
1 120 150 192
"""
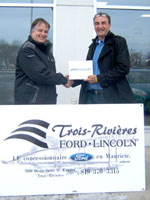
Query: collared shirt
88 38 105 90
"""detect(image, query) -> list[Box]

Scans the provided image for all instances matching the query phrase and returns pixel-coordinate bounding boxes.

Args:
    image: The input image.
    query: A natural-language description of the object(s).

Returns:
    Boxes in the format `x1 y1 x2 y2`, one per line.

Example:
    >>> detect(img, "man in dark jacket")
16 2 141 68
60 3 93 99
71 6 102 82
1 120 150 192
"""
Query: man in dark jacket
72 13 135 104
14 18 70 104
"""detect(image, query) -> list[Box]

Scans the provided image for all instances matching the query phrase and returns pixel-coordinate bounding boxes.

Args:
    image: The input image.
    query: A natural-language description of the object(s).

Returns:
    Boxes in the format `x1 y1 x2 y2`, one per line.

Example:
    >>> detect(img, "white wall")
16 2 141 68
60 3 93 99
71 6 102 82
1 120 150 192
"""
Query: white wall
55 0 94 104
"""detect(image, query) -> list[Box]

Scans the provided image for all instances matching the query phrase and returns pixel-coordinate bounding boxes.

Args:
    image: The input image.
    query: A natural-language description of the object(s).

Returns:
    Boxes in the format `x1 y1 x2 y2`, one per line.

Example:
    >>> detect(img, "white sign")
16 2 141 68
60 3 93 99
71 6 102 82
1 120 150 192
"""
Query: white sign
69 60 93 79
0 104 145 196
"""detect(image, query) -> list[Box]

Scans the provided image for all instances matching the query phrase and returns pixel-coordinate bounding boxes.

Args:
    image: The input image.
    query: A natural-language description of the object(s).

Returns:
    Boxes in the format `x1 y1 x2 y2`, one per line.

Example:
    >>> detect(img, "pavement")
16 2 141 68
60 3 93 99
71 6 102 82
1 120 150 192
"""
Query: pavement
0 147 149 200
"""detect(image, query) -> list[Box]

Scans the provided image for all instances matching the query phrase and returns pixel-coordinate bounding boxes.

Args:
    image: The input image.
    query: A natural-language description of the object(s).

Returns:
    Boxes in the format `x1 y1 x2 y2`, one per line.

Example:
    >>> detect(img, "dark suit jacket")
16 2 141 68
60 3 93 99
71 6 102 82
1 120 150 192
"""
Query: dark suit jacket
73 31 135 104
14 36 67 104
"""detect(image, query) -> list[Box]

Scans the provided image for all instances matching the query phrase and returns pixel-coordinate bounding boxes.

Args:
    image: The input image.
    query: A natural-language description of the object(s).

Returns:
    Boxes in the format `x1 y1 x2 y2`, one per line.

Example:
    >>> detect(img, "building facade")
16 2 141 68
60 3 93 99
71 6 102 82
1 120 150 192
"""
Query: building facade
0 0 150 129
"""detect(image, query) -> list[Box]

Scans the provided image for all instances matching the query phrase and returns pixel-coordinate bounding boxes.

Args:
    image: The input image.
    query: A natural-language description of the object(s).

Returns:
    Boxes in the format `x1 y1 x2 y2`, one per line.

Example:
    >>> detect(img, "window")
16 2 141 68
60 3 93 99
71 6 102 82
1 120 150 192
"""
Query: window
97 0 150 6
0 0 53 3
97 1 150 126
0 2 53 104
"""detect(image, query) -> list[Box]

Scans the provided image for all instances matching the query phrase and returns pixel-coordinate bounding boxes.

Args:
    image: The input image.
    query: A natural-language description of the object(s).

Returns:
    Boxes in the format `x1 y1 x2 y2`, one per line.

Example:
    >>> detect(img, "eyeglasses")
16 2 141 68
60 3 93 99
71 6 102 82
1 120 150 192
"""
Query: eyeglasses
93 13 111 24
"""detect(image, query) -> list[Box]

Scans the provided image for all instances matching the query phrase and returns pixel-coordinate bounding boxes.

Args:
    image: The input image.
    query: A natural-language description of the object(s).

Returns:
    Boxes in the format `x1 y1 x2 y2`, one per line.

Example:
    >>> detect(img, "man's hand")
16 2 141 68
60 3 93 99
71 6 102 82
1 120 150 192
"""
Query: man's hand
84 75 97 84
64 75 74 88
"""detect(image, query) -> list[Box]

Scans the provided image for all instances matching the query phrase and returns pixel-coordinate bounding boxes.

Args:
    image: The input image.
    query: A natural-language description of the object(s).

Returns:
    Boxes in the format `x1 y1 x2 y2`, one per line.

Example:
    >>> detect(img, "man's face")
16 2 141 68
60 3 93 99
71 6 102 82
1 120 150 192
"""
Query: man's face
31 22 49 43
94 15 111 40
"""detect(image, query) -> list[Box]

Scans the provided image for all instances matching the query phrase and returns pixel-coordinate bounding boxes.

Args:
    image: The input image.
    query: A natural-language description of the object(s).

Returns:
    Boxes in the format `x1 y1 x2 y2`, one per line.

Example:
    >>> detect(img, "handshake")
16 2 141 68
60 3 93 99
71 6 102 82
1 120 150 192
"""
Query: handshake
64 75 74 88
64 74 98 88
63 60 96 88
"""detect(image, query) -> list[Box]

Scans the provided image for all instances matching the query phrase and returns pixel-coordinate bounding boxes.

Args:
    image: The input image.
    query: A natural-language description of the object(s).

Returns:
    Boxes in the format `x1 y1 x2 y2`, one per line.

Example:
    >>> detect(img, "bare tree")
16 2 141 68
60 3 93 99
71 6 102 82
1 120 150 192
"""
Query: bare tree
0 40 21 70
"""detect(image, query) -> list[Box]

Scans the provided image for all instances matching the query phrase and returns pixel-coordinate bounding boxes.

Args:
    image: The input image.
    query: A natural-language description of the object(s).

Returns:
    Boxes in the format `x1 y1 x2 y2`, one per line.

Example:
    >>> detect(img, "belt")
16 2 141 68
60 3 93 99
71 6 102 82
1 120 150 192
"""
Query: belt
88 90 103 95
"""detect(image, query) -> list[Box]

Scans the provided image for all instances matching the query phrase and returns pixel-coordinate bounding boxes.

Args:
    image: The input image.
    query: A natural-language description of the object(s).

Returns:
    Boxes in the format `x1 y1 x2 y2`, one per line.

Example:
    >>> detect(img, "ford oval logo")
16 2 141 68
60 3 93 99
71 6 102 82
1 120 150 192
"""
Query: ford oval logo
70 153 93 161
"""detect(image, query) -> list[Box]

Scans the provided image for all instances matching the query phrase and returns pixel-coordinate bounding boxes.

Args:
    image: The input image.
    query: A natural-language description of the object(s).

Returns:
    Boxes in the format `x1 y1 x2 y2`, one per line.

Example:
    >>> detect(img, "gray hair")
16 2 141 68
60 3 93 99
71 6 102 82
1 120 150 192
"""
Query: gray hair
30 18 50 34
93 13 111 24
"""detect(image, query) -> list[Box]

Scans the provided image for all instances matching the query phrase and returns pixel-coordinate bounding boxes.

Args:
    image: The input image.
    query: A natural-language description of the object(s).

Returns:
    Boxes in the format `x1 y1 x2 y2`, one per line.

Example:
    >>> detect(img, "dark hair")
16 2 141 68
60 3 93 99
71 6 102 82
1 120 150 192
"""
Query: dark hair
93 13 111 24
30 18 50 33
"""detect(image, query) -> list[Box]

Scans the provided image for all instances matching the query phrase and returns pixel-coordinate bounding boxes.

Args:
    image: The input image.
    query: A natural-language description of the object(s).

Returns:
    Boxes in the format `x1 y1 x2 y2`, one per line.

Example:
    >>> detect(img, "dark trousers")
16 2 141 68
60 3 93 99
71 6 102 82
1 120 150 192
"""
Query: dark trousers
85 90 104 104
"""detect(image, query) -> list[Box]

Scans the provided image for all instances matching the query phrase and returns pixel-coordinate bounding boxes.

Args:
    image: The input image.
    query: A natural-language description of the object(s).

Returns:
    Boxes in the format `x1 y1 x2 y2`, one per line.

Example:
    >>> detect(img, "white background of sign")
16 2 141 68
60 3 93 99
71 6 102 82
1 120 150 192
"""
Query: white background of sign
0 104 145 196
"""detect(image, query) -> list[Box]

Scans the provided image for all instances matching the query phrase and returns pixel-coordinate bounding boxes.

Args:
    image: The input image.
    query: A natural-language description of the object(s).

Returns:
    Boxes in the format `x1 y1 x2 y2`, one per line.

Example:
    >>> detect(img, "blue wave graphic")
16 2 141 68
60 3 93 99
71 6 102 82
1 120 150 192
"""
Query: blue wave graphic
4 119 50 148
19 119 49 128
5 134 48 148
12 127 46 138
